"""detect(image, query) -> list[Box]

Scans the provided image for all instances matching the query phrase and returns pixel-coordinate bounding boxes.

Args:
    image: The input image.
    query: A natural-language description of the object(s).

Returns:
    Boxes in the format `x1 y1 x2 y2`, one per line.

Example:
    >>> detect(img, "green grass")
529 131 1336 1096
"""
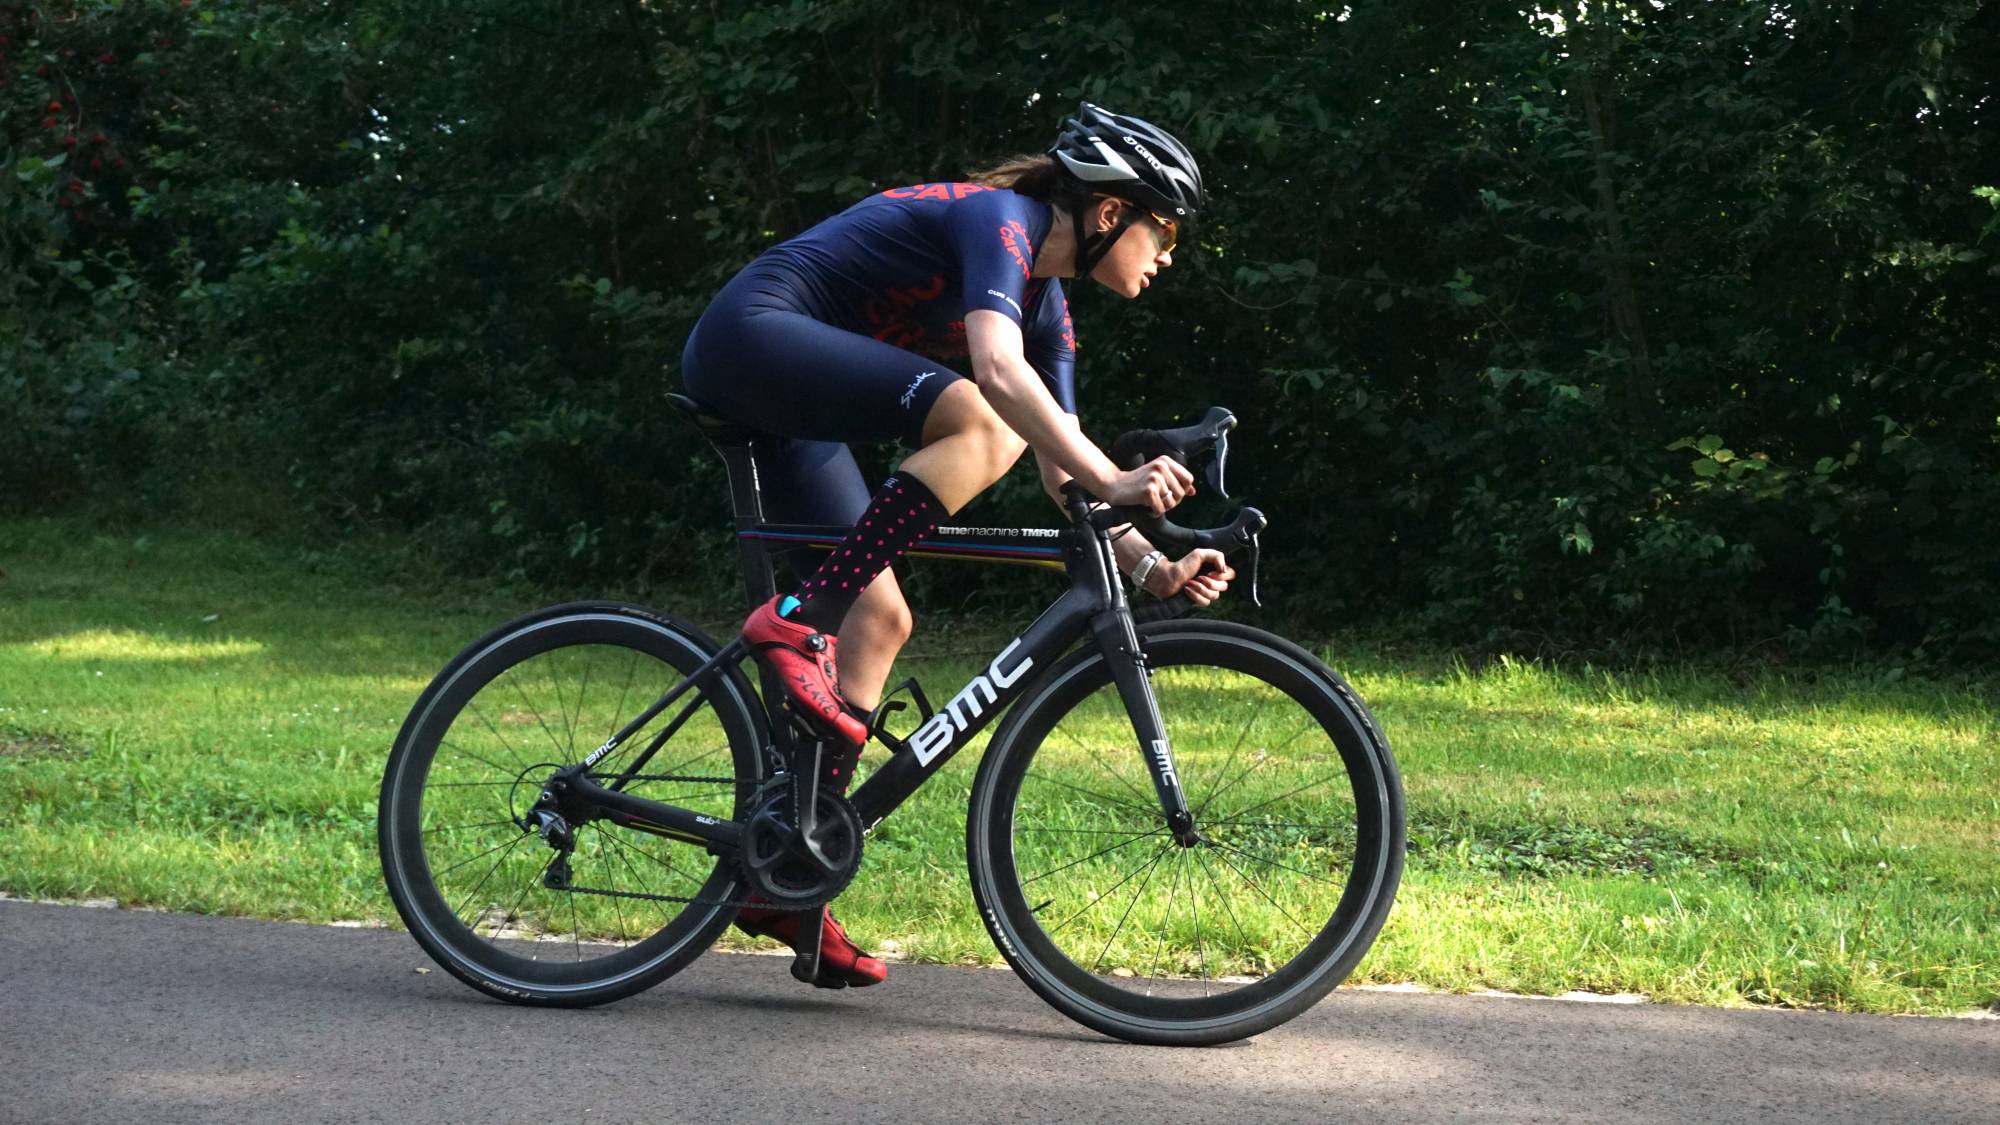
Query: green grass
2 514 1996 1014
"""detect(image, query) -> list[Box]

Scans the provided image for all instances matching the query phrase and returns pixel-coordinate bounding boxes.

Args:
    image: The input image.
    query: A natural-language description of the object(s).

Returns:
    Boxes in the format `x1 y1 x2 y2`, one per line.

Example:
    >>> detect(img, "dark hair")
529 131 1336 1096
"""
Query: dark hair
968 153 1095 212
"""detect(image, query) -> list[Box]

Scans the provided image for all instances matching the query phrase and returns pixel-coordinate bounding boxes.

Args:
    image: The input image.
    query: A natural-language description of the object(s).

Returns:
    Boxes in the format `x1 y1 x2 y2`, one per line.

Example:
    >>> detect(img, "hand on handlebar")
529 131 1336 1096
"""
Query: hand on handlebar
1144 548 1236 606
1101 455 1195 516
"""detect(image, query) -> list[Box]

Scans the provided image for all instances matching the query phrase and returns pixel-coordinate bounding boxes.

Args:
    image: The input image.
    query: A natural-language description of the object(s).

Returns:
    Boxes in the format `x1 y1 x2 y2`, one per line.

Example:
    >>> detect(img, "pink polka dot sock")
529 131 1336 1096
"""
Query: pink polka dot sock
788 472 948 632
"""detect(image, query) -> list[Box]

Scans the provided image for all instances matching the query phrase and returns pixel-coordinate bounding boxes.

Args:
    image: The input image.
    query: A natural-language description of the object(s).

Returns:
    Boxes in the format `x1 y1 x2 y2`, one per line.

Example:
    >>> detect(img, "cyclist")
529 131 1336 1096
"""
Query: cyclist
680 103 1235 988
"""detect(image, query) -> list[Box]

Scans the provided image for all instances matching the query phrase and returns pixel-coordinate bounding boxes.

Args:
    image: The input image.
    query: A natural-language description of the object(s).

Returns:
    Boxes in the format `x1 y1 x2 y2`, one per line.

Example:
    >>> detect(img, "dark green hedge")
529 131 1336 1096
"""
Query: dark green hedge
6 1 1996 657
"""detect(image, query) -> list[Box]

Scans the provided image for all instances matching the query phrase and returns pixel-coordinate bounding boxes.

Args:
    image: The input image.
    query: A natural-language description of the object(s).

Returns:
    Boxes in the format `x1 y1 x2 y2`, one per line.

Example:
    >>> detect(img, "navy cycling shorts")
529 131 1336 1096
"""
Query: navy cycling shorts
680 264 966 525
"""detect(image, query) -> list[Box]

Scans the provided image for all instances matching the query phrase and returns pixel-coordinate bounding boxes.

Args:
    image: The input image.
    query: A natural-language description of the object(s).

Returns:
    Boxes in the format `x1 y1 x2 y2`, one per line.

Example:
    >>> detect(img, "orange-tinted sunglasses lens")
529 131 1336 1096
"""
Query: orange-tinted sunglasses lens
1148 211 1178 254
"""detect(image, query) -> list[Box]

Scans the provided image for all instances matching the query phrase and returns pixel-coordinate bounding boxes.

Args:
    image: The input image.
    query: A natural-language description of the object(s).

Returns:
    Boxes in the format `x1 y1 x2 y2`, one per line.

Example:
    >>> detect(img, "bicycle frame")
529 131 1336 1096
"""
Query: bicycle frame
560 426 1197 851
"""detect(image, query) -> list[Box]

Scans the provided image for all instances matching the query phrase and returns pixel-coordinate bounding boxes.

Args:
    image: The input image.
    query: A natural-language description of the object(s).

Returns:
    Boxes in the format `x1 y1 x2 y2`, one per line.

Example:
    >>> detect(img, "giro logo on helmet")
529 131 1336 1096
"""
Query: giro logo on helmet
1123 135 1168 177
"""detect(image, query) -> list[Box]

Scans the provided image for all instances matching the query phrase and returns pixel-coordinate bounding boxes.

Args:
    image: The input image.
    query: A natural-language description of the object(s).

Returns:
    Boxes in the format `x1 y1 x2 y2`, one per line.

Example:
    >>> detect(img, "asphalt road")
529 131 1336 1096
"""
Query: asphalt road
2 899 1995 1124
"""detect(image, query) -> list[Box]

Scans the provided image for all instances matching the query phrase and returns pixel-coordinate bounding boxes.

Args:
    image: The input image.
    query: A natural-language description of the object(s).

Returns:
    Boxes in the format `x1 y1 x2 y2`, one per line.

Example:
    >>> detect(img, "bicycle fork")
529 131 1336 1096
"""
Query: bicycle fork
1090 606 1199 847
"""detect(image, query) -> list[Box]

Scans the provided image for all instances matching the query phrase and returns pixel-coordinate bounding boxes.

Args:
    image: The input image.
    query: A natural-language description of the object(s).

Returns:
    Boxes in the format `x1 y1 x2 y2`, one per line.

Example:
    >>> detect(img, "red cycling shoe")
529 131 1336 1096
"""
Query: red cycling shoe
742 595 869 748
734 904 888 989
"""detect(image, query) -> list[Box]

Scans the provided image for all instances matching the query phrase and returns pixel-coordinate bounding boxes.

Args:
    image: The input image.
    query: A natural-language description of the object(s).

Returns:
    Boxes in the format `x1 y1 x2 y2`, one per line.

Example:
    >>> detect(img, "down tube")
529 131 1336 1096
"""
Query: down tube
848 587 1099 831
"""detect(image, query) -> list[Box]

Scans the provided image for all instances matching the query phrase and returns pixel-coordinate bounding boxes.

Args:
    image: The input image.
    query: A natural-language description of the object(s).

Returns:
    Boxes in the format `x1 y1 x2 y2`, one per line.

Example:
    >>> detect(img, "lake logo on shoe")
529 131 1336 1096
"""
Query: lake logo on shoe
910 639 1035 766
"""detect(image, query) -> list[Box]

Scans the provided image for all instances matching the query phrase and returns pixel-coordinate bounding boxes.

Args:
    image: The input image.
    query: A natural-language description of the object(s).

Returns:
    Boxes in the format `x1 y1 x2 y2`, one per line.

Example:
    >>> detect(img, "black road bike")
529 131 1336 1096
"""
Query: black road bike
378 401 1404 1046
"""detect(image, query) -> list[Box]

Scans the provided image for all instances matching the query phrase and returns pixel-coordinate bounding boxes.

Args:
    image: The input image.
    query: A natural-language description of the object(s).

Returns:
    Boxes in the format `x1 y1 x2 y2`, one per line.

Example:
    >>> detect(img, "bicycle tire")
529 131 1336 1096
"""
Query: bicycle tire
966 619 1403 1046
379 601 766 1007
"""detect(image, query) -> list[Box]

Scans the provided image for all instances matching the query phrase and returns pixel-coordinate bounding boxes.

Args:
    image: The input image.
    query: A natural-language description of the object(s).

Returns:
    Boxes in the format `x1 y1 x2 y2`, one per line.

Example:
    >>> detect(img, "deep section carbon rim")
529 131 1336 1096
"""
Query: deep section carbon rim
971 624 1402 1043
381 608 762 1001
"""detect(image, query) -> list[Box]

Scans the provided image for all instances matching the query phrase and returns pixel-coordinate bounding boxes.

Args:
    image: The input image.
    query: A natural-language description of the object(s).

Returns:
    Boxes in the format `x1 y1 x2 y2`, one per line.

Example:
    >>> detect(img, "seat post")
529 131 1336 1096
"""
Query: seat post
667 393 778 605
717 442 778 604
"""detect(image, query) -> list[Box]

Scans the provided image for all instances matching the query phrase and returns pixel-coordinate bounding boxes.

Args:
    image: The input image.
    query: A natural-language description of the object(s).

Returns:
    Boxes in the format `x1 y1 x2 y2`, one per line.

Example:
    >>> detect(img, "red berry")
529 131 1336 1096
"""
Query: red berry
92 133 105 144
41 115 56 128
35 63 47 75
59 197 73 208
46 99 59 110
67 178 83 192
62 135 76 146
114 158 127 170
89 158 102 170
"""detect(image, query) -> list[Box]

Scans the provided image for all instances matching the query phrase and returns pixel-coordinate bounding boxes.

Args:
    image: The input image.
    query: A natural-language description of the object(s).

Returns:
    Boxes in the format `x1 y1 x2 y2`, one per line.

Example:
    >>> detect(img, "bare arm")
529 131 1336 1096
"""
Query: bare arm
966 309 1120 493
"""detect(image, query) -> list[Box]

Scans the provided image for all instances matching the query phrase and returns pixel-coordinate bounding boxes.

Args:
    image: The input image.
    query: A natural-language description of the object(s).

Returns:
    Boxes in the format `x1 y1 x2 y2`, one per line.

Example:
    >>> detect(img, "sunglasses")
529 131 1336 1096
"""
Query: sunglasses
1096 195 1179 255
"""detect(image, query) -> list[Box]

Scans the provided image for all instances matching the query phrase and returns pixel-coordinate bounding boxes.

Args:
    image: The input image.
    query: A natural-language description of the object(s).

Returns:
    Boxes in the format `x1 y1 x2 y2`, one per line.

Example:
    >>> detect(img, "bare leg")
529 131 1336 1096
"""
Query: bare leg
829 381 1028 711
836 569 913 712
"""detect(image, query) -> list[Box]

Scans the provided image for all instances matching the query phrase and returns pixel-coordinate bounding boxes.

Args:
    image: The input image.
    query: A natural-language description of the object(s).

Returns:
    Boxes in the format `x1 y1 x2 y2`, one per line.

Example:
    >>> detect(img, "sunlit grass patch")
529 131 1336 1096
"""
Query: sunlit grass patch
20 629 268 663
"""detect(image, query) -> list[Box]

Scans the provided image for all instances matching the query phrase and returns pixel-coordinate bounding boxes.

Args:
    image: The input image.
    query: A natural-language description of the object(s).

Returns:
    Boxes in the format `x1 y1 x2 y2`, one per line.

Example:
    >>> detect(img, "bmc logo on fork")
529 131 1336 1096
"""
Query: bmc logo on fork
1149 739 1179 789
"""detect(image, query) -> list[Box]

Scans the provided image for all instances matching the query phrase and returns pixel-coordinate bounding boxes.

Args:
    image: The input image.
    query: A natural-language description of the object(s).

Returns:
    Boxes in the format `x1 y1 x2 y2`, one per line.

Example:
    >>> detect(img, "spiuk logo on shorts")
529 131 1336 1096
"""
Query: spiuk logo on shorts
998 219 1032 280
900 371 934 409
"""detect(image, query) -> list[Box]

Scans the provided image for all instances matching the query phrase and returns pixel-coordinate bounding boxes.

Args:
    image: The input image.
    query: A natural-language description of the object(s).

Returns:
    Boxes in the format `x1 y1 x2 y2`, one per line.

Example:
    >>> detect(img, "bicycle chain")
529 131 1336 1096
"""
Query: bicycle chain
549 771 819 912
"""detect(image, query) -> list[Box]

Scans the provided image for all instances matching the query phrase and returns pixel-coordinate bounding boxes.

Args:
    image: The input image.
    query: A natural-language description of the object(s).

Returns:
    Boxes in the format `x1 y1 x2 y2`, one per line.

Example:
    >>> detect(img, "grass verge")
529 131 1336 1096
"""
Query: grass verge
2 514 1995 1014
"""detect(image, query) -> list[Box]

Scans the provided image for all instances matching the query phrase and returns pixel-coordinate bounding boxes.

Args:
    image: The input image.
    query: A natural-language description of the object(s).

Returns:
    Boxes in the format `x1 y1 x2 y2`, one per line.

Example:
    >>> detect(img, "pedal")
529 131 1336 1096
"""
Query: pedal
790 907 825 985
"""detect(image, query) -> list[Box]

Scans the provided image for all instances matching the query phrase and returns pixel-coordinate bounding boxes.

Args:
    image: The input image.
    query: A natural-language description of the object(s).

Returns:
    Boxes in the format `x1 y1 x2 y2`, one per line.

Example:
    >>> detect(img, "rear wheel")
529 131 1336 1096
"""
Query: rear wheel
378 602 765 1006
967 620 1403 1045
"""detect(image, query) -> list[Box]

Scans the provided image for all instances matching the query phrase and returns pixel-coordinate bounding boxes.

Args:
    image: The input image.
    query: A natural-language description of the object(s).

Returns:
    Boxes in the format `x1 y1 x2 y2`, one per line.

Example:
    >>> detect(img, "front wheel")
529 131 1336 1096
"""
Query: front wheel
967 620 1404 1046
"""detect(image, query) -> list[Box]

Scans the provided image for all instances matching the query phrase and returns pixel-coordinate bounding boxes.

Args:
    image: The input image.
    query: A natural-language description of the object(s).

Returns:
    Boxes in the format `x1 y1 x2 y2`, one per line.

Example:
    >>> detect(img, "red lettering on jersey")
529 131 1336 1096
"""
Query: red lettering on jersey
881 182 994 203
998 219 1033 280
862 273 951 352
1061 308 1078 353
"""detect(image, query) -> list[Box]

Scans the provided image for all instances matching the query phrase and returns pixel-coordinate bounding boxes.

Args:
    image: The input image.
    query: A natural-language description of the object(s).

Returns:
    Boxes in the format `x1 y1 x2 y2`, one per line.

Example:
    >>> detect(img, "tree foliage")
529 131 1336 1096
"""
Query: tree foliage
6 1 1997 657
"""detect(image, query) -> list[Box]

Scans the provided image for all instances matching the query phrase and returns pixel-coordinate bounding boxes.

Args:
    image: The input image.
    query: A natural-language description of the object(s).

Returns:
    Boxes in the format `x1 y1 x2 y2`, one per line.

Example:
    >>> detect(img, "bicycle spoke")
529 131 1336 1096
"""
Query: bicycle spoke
1015 826 1164 838
1087 844 1174 974
1211 847 1317 940
459 699 543 779
1193 714 1321 819
1046 840 1174 938
1019 827 1168 888
607 649 642 750
437 735 529 786
1208 841 1344 887
592 824 680 930
1144 851 1184 987
1210 772 1339 829
434 831 530 881
568 873 585 959
1020 770 1158 819
1188 685 1272 817
1203 818 1350 834
423 819 519 836
1194 846 1255 961
508 668 573 765
1187 852 1209 994
449 833 533 929
591 828 632 947
1052 718 1156 811
569 646 596 762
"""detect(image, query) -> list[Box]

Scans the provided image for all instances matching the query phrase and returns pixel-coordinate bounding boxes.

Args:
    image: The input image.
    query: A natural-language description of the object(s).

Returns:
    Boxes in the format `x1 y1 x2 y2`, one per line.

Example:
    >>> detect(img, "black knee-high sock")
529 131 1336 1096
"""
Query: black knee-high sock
786 472 946 632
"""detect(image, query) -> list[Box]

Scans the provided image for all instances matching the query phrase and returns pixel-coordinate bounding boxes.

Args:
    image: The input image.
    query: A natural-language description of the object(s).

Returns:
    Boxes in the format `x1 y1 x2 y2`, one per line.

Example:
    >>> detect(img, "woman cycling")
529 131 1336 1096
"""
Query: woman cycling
679 102 1235 988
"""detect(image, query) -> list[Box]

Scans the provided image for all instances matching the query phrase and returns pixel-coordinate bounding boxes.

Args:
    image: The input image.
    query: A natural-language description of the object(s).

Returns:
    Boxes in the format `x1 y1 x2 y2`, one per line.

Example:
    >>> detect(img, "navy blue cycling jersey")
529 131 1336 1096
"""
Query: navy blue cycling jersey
748 183 1079 411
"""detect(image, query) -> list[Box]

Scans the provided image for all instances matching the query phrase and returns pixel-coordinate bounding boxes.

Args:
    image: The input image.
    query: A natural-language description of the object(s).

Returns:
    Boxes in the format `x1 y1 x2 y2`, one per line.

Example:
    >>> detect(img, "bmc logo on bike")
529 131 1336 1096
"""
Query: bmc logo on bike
910 639 1036 766
1149 739 1178 789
